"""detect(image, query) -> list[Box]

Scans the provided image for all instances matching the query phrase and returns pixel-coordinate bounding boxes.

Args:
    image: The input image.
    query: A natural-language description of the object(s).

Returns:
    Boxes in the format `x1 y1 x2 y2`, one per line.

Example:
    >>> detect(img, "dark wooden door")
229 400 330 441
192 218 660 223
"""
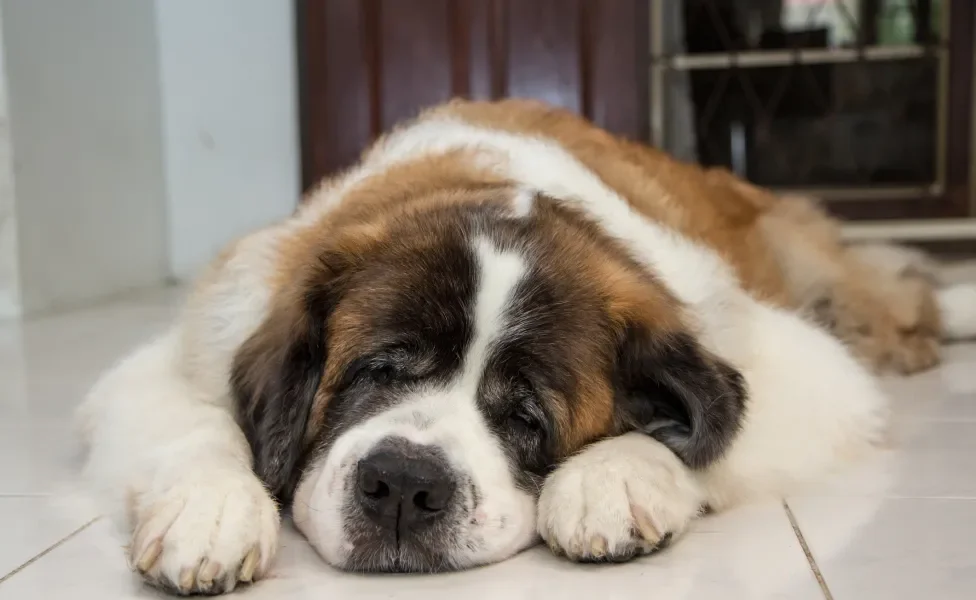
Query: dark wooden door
297 0 649 189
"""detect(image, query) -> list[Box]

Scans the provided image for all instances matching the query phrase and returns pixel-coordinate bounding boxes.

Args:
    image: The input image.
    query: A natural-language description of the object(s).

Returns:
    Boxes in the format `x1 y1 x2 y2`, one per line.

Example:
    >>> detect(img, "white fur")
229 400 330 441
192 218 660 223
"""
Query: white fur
364 118 751 363
938 283 976 340
510 187 536 217
362 117 889 549
293 238 538 568
81 109 892 586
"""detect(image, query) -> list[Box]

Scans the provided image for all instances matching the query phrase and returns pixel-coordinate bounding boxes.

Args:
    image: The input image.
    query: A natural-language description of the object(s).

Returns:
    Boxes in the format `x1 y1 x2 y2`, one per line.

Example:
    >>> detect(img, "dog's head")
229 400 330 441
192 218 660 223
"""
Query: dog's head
231 188 745 572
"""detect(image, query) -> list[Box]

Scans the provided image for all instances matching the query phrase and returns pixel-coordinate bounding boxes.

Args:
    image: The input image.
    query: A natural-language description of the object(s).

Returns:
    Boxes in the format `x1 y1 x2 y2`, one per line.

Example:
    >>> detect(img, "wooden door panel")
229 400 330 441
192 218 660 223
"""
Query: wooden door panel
504 0 583 112
298 0 649 187
300 0 375 188
586 0 649 139
378 0 456 129
461 0 499 100
943 0 975 217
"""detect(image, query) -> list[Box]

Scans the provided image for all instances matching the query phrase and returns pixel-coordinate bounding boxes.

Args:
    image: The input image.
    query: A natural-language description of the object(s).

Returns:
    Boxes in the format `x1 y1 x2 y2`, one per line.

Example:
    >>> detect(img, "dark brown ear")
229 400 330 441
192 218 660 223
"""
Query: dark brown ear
231 263 343 503
613 324 747 469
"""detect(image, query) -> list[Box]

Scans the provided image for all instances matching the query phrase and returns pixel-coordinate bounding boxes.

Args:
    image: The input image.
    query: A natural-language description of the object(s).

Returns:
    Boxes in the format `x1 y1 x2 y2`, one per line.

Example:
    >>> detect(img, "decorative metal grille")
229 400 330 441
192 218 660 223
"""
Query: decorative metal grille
650 0 948 200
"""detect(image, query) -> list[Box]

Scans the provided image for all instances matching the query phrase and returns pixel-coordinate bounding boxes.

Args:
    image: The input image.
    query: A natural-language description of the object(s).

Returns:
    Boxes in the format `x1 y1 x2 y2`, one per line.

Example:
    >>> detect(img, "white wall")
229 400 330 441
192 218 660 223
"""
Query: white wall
0 2 19 318
155 0 299 280
0 0 299 316
2 0 169 315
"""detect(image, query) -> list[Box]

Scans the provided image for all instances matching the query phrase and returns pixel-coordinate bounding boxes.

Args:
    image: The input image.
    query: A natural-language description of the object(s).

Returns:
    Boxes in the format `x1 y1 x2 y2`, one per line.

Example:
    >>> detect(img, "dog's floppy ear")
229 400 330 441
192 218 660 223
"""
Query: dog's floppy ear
231 257 346 502
612 323 747 469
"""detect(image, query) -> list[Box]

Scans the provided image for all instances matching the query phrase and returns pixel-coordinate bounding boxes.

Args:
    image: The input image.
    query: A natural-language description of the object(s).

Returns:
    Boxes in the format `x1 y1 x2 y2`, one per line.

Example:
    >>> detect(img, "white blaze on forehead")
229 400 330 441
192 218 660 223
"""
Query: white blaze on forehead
462 237 527 390
510 188 536 218
344 116 754 362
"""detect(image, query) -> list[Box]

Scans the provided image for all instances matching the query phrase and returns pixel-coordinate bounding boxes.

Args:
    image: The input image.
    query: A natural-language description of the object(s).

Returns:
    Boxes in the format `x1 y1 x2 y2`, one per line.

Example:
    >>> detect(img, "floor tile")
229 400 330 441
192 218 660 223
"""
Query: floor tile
0 289 178 495
0 423 83 496
0 496 94 580
788 496 976 600
790 360 976 501
789 415 976 500
0 288 179 423
882 346 976 422
0 503 824 600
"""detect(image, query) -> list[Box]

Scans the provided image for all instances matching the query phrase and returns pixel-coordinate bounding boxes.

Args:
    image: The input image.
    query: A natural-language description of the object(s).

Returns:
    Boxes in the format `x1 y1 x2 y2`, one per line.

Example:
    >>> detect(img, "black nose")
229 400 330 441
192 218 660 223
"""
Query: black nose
356 438 457 532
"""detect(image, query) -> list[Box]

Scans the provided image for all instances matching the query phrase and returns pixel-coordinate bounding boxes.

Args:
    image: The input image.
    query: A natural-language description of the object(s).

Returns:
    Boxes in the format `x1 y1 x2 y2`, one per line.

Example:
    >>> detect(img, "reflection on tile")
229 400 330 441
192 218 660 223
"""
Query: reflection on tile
0 424 83 496
0 289 179 496
0 496 93 579
873 450 976 499
882 346 976 421
795 357 976 501
0 289 178 423
0 504 824 600
792 438 976 501
0 198 19 319
789 497 976 600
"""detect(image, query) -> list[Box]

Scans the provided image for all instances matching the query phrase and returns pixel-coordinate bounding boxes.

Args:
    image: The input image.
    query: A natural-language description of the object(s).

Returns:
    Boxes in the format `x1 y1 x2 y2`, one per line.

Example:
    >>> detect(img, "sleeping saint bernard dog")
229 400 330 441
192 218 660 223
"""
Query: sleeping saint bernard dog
79 99 976 595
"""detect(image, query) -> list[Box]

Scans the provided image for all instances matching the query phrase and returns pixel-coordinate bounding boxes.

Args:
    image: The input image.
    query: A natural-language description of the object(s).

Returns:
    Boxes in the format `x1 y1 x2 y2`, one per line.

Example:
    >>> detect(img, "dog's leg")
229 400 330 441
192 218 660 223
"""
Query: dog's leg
81 331 279 595
846 242 976 341
537 433 704 562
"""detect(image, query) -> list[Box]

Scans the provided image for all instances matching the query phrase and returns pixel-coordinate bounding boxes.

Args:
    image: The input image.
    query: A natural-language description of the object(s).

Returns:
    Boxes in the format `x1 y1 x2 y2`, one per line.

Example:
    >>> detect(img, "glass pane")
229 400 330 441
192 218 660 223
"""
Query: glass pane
661 0 945 57
665 58 939 187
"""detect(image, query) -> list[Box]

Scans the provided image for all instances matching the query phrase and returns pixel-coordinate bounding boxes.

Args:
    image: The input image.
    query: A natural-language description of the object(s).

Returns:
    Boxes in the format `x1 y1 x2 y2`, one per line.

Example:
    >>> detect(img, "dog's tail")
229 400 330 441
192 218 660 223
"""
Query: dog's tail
937 283 976 340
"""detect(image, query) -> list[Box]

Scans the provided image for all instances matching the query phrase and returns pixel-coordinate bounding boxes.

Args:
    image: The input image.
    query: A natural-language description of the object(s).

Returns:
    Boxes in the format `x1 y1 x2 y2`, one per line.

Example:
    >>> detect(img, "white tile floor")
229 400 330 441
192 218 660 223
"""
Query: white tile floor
1 288 975 599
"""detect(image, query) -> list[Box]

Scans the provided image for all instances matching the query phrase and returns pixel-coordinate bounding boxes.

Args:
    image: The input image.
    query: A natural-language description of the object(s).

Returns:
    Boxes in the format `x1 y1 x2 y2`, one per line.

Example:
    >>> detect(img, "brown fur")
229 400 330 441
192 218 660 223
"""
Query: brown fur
736 180 942 374
243 182 696 468
235 98 942 497
431 99 794 306
432 99 943 374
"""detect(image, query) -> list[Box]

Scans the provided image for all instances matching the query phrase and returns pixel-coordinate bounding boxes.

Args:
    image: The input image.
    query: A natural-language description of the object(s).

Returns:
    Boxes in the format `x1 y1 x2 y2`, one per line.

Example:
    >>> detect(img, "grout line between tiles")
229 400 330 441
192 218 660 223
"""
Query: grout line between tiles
794 494 976 501
0 516 101 586
0 493 55 498
783 501 835 600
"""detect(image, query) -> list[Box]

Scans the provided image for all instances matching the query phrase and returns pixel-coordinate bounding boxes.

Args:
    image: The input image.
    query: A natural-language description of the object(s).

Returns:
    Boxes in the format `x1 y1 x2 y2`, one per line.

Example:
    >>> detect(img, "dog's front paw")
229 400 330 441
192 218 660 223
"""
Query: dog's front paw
128 470 280 595
537 433 703 563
